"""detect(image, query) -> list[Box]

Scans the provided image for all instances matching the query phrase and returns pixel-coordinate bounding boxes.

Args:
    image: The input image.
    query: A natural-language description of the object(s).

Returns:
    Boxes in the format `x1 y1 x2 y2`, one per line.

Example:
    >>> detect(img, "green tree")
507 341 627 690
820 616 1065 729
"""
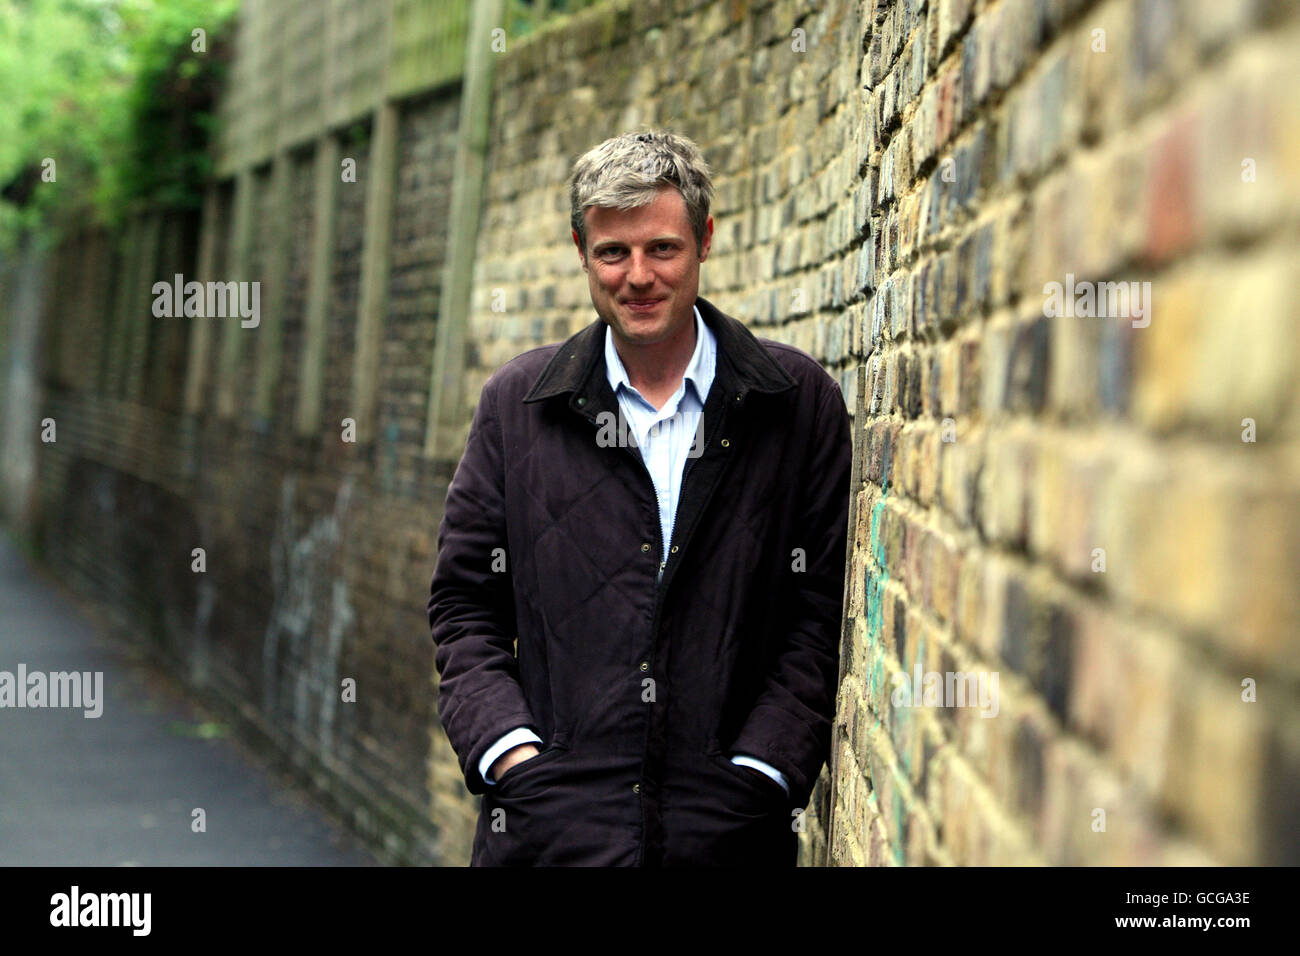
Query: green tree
0 0 236 247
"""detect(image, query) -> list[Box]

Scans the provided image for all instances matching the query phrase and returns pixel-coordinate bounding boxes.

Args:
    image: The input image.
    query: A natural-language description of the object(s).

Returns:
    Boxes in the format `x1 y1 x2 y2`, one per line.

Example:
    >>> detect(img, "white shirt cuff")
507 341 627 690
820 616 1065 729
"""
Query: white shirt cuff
479 727 543 784
730 754 790 794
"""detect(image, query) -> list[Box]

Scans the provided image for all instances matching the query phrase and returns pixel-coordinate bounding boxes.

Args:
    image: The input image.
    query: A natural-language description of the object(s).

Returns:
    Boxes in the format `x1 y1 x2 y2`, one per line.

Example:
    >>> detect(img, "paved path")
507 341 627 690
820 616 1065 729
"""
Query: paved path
0 532 378 866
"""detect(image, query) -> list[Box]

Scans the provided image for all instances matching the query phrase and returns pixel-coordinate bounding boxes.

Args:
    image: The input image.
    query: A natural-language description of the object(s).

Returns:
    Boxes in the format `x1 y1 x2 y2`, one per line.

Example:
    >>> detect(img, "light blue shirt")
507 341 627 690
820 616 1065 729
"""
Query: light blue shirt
479 304 789 796
604 303 713 575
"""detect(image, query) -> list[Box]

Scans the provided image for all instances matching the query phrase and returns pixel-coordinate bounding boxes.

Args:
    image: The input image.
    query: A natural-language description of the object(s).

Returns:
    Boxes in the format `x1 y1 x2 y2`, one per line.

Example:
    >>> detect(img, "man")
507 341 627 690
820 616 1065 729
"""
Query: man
427 129 851 866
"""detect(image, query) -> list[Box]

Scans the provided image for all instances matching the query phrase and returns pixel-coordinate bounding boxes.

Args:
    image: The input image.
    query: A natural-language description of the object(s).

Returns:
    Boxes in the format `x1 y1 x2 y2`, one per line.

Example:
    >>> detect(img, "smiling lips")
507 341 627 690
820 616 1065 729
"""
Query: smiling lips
625 298 663 311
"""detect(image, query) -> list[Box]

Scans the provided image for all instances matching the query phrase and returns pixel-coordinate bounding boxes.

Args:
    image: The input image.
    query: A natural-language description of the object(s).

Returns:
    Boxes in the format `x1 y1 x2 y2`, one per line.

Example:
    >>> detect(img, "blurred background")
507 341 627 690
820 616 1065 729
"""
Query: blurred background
0 0 1297 866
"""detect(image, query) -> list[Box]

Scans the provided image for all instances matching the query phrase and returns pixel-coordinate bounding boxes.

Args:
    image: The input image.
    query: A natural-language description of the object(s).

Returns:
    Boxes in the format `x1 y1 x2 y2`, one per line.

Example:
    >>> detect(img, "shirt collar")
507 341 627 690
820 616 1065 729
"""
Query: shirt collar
605 303 714 405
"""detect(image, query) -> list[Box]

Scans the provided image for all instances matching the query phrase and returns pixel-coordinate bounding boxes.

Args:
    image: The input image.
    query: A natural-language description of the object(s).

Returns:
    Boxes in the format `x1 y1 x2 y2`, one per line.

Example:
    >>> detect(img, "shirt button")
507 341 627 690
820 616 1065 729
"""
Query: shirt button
641 542 651 553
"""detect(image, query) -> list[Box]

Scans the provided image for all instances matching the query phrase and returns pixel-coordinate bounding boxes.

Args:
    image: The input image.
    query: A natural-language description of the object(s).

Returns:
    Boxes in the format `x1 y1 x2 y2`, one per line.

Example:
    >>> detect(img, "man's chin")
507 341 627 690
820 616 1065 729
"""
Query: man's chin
611 327 655 347
620 307 666 326
609 315 659 337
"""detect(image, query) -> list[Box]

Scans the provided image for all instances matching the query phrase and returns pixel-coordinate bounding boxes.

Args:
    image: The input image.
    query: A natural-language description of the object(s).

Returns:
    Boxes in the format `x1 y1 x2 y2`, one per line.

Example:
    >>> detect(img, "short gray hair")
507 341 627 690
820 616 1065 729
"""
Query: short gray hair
568 128 714 258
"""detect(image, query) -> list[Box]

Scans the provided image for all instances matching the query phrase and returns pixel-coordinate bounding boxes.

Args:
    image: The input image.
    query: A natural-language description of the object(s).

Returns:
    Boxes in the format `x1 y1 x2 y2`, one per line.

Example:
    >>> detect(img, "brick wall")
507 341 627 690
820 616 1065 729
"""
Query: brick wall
13 0 1299 867
831 0 1300 866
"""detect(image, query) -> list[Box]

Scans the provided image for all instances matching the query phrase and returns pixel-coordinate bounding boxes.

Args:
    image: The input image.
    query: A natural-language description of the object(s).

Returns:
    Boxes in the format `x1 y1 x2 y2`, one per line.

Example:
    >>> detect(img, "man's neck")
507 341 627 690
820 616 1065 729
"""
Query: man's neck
612 310 698 404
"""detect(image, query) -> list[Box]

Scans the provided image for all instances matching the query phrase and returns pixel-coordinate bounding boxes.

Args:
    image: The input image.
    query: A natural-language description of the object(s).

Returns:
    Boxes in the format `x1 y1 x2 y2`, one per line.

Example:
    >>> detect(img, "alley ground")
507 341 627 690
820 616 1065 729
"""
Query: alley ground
0 532 378 866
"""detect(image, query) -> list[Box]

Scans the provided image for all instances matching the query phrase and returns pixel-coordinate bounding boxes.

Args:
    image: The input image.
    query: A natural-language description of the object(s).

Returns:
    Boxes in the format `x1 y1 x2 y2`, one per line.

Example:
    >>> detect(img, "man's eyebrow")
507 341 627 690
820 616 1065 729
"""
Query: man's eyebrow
592 236 684 251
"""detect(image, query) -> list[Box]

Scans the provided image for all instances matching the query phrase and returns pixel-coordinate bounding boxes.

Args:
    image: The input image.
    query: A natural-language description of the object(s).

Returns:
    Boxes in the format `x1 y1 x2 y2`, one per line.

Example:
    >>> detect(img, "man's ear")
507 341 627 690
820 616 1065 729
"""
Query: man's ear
698 215 714 261
571 229 587 272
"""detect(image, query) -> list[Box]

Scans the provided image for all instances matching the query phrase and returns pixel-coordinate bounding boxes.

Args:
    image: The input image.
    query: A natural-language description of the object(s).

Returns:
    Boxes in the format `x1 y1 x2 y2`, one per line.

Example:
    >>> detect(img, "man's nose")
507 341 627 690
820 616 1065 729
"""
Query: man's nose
626 250 653 287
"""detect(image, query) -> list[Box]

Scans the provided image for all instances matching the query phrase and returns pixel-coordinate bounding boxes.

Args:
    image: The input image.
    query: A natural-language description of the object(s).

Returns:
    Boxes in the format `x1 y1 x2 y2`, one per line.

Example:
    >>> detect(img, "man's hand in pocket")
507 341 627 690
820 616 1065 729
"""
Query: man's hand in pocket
490 743 540 782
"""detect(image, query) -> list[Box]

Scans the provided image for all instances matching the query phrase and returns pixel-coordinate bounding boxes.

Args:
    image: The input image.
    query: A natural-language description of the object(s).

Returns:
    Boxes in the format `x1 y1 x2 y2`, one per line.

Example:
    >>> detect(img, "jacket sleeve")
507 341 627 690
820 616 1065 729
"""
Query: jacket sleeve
428 379 540 794
728 376 852 809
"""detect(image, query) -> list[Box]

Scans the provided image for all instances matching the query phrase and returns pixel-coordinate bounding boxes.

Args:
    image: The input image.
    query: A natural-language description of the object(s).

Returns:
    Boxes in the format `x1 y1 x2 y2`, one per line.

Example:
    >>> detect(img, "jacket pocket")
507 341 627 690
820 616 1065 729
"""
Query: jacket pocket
686 748 797 866
475 739 583 866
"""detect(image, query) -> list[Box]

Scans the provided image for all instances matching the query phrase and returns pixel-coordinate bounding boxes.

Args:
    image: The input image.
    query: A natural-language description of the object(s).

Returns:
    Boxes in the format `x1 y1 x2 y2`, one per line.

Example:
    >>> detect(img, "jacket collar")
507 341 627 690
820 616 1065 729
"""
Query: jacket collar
521 294 796 411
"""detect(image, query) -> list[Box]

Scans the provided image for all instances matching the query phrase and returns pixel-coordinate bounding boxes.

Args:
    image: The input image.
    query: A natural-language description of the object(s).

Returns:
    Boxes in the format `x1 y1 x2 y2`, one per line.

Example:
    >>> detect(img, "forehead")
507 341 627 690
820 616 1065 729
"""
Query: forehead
584 185 689 242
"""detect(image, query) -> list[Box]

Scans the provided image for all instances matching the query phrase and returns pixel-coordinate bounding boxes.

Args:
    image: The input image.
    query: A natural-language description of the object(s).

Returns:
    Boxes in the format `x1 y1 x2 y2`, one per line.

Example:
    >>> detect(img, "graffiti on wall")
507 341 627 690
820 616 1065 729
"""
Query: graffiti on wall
262 475 356 756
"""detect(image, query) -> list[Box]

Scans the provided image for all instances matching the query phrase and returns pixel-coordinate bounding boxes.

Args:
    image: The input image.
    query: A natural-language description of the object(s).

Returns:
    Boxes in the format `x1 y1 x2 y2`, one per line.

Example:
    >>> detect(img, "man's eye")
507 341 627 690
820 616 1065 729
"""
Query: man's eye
599 245 673 257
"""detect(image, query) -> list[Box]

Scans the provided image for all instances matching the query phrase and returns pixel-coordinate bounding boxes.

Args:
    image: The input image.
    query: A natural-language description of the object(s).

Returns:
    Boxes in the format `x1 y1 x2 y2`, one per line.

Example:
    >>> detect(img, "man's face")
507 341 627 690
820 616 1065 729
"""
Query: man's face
572 184 712 349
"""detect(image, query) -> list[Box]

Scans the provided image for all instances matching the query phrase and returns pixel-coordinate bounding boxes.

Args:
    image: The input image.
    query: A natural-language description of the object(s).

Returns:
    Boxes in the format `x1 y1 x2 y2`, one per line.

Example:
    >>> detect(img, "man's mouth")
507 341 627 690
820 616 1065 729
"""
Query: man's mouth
625 298 663 312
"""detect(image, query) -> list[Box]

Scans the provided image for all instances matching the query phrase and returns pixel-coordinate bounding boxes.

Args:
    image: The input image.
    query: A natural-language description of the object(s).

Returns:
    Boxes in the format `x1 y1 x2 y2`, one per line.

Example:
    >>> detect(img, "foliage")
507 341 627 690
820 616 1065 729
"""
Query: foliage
0 0 237 245
109 0 238 216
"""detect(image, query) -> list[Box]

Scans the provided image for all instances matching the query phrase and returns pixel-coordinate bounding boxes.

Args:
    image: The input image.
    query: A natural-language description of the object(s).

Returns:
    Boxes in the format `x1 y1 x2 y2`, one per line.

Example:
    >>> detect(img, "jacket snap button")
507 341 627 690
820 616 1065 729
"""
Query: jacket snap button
640 542 651 553
639 661 649 671
633 783 641 794
735 392 742 402
720 438 730 447
670 545 678 553
576 396 587 407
